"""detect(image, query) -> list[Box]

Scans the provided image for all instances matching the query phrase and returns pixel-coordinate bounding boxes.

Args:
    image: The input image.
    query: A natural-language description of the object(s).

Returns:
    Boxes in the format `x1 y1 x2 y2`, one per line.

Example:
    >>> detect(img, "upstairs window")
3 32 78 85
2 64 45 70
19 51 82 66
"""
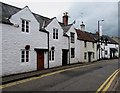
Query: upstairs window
53 28 58 39
92 43 94 48
71 48 75 58
70 32 75 43
22 19 29 33
21 50 29 62
84 41 87 48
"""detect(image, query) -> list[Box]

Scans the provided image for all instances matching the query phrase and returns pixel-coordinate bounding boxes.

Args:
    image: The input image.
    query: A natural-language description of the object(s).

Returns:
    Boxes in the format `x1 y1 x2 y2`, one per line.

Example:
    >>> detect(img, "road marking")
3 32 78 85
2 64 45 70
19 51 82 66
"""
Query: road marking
95 69 120 93
102 70 119 93
0 63 98 89
0 61 117 89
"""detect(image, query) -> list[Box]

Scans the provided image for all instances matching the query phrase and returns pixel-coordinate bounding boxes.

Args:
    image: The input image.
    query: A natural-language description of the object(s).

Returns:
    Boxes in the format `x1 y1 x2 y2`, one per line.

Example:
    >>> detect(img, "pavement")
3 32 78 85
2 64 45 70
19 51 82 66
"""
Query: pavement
1 59 119 92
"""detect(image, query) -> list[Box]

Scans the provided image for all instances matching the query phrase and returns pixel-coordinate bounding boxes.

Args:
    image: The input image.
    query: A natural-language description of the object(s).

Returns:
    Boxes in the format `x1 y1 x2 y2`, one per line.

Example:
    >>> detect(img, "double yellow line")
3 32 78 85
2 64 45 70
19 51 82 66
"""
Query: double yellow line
0 63 97 89
96 69 120 93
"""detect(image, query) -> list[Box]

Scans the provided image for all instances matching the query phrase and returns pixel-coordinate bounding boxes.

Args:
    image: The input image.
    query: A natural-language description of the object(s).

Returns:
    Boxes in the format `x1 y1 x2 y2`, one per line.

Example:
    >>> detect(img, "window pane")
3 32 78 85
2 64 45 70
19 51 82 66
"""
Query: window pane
26 51 29 62
71 48 75 58
71 33 74 43
22 20 25 32
21 50 25 62
84 41 87 47
26 58 29 62
21 59 24 62
56 30 58 39
84 53 87 59
93 53 94 58
26 21 29 32
53 29 55 39
52 51 54 60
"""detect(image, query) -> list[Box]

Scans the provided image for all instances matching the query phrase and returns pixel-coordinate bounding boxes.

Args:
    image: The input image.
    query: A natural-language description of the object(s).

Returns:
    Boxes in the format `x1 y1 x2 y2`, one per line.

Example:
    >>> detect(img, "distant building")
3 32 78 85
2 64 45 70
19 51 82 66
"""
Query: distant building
92 34 119 59
112 37 120 57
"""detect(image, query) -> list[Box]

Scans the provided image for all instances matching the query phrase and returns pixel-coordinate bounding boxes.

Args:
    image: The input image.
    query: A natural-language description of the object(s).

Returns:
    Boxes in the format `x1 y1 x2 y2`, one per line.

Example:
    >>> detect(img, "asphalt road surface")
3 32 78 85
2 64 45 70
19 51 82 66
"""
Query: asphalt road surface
2 59 119 92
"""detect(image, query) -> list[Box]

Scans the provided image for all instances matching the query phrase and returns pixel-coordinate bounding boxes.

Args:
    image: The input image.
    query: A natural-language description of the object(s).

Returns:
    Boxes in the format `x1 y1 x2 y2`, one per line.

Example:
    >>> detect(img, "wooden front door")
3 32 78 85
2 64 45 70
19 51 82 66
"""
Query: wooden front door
37 52 44 70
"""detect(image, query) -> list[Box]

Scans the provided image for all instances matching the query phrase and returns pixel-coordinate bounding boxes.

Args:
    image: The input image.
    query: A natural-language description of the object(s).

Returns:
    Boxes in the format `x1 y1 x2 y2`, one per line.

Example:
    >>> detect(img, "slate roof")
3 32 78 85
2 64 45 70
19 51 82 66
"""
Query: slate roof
102 35 118 44
75 29 96 42
0 2 52 28
0 2 21 24
90 33 119 44
59 22 72 33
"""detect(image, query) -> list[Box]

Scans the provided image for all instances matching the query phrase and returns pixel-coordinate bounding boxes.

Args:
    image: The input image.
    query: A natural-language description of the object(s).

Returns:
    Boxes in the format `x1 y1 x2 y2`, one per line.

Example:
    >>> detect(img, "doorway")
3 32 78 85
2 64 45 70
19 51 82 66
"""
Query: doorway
88 52 92 62
62 49 68 66
37 51 44 70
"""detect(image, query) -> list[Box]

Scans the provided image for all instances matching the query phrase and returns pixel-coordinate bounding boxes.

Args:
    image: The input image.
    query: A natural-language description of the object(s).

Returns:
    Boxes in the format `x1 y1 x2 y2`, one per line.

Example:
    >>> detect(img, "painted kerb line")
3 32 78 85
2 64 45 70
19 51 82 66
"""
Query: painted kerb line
0 63 97 89
96 69 120 93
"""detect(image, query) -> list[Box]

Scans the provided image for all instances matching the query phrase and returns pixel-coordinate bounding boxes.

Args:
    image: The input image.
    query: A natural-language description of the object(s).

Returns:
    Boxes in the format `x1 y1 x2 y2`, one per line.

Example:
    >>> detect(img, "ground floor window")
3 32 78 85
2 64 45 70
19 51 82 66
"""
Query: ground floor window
71 48 75 58
49 47 55 61
105 50 107 55
84 52 87 59
21 50 29 62
93 52 94 59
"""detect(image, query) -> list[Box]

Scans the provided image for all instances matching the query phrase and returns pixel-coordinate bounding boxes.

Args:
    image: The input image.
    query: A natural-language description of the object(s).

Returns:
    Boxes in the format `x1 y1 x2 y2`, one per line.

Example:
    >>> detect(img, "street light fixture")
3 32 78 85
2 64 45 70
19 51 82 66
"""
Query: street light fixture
98 20 104 61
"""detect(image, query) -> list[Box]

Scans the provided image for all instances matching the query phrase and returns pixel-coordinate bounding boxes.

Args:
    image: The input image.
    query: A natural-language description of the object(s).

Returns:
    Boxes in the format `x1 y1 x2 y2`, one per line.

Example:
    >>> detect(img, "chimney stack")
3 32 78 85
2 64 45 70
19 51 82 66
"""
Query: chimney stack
80 21 85 31
63 12 68 25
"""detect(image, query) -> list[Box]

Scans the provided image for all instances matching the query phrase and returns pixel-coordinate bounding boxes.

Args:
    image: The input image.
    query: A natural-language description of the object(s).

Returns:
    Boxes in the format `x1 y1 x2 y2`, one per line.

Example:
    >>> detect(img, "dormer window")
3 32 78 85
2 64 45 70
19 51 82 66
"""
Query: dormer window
53 28 58 39
22 19 29 33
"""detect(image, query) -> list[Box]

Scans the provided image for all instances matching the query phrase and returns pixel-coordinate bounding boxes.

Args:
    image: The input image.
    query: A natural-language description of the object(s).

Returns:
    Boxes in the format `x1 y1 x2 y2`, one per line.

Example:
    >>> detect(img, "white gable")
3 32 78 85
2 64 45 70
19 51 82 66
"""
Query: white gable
9 6 39 29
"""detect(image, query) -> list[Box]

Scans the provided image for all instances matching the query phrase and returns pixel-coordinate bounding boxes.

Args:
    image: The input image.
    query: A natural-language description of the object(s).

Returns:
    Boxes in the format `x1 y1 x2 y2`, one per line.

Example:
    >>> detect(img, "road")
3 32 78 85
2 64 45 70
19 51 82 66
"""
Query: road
2 59 119 92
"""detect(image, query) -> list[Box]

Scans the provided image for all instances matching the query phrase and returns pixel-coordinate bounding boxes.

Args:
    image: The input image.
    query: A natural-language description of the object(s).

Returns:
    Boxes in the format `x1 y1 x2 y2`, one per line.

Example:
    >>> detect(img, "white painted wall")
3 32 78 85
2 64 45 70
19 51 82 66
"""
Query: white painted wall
66 25 80 64
1 7 48 76
79 40 97 62
45 18 68 68
98 42 119 59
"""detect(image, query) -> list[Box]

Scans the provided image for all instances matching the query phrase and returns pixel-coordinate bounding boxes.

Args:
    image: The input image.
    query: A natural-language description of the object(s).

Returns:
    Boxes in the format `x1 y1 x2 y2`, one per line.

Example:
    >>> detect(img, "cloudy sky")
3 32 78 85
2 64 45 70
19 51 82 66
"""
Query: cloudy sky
1 0 119 37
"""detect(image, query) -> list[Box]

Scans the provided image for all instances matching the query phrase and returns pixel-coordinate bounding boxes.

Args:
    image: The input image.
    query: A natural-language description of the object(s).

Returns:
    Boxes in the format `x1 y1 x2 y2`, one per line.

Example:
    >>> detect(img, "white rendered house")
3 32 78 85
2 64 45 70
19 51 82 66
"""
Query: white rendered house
45 16 69 68
1 3 49 76
75 22 97 62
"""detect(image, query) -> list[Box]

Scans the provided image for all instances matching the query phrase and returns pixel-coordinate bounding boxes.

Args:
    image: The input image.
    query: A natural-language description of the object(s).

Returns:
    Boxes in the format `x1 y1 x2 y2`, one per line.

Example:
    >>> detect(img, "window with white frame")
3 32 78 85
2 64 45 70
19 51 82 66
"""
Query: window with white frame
49 47 55 61
53 28 58 39
105 50 107 55
21 50 29 62
84 52 87 59
22 19 29 33
70 32 75 43
71 48 75 58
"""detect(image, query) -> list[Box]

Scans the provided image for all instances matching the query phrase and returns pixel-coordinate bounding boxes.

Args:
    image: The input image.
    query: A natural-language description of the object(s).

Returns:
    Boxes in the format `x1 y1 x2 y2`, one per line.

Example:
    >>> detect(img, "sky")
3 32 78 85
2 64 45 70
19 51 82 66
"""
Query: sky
1 0 119 37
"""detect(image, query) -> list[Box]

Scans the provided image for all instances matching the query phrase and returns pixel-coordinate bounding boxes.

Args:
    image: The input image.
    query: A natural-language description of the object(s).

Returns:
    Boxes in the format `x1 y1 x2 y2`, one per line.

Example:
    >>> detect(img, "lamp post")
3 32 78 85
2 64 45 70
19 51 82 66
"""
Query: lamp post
98 20 104 61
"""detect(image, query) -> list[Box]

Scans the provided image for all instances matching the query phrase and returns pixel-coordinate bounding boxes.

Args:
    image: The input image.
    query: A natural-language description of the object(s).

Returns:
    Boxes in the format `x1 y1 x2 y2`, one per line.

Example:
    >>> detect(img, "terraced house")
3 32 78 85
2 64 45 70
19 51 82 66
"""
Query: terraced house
0 2 49 76
0 2 119 76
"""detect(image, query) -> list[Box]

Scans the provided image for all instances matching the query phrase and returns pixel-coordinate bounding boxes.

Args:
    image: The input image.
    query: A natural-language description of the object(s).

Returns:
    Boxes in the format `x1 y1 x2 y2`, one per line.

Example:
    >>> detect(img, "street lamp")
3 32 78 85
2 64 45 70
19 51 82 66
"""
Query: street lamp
98 20 104 35
98 20 104 61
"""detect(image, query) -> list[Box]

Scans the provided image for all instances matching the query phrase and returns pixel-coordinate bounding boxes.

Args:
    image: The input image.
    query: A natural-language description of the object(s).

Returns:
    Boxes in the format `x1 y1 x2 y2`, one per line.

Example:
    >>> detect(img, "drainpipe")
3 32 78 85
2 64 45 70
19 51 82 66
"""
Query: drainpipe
47 32 49 69
68 36 70 64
